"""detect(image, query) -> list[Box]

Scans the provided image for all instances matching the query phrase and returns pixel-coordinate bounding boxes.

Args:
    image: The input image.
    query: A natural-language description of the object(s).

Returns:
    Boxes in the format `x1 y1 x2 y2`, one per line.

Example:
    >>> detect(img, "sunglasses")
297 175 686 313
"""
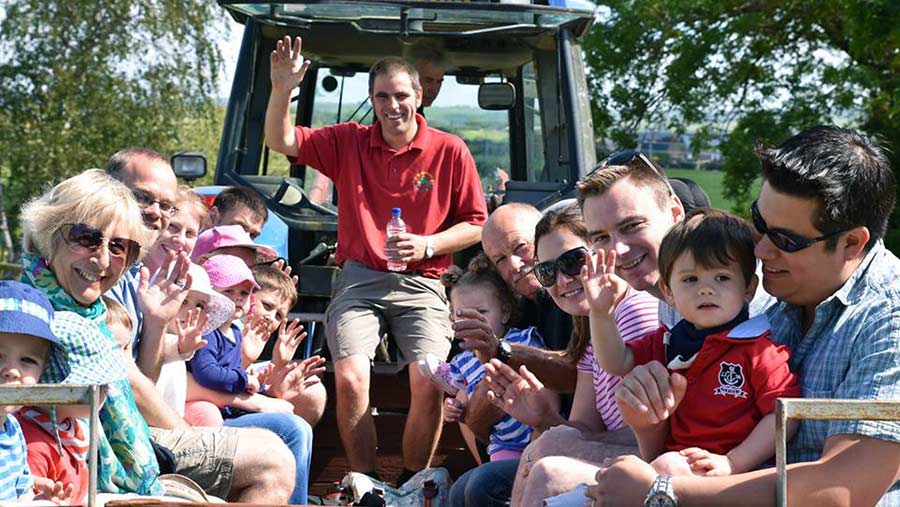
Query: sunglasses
587 150 675 196
132 189 178 217
59 224 142 264
750 200 847 253
534 246 590 288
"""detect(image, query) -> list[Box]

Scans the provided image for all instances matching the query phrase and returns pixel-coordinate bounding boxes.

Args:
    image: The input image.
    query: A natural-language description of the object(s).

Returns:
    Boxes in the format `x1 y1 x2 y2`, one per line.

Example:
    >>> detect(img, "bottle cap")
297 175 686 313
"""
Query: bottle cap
392 207 402 217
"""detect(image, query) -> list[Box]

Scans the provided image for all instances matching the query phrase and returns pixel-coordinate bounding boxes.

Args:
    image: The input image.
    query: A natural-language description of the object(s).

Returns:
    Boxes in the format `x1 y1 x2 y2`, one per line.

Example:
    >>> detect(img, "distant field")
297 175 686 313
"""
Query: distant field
666 168 760 213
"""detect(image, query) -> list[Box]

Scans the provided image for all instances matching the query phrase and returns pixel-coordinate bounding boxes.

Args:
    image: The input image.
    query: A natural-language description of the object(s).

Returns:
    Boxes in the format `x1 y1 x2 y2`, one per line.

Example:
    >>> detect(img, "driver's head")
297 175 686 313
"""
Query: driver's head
209 186 268 240
412 47 446 108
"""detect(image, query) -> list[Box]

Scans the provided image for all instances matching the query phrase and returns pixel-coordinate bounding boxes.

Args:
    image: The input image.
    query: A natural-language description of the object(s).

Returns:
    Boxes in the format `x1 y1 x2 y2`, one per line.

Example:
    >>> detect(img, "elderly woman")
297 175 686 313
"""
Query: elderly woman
19 169 164 495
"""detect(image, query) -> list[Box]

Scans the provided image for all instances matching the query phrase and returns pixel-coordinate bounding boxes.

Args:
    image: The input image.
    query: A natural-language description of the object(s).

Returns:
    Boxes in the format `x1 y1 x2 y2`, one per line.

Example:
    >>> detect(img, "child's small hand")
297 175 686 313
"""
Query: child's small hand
246 372 261 394
273 318 307 368
270 258 300 287
240 316 273 367
33 477 75 505
443 397 466 422
582 249 628 317
175 307 209 357
680 447 734 476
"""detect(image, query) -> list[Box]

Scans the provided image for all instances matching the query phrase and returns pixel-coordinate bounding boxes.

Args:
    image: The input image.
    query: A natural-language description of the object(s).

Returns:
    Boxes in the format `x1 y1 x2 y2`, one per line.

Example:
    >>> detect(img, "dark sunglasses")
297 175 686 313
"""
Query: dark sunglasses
132 189 178 217
534 246 590 288
59 224 142 264
587 150 675 196
750 200 847 253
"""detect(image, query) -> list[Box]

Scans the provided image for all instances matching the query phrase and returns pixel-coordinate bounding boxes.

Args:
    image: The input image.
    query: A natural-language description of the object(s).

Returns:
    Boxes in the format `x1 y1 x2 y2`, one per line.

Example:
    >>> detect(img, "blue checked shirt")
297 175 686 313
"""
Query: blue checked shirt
766 241 900 506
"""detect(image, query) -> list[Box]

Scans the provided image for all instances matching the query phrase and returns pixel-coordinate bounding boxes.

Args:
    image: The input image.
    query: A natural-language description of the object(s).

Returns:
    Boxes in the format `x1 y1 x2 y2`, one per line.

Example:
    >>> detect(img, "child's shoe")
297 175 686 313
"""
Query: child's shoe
416 353 463 396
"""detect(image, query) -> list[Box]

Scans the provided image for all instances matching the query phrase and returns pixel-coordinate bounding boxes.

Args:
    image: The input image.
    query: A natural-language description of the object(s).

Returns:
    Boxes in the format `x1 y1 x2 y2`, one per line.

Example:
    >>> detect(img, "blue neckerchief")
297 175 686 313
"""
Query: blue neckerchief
666 306 750 365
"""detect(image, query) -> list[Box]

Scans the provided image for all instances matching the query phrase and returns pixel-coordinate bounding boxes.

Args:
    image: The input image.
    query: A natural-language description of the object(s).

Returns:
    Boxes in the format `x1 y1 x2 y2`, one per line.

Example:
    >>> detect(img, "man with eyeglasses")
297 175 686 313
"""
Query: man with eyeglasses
103 148 298 503
587 126 900 506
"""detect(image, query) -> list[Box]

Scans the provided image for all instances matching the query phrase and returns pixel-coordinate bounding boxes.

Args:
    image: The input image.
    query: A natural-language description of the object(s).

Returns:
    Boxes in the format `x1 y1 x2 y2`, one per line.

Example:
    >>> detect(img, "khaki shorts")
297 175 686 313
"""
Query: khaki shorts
326 261 452 367
149 426 240 499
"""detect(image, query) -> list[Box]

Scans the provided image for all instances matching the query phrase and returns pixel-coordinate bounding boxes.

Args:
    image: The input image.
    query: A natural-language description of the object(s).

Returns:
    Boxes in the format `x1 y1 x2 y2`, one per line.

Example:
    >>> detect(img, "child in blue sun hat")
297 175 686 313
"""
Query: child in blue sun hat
0 281 66 502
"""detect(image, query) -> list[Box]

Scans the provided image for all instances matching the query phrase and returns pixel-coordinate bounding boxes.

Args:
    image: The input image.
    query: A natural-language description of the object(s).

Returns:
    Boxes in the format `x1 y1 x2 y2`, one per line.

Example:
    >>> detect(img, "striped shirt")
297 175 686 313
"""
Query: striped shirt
578 288 659 431
766 242 900 506
0 414 33 501
450 327 545 455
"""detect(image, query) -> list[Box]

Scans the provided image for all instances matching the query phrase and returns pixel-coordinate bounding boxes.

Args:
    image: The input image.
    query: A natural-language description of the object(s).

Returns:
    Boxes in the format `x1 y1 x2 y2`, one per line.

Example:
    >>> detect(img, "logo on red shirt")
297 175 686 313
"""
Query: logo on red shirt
413 171 434 193
713 362 748 398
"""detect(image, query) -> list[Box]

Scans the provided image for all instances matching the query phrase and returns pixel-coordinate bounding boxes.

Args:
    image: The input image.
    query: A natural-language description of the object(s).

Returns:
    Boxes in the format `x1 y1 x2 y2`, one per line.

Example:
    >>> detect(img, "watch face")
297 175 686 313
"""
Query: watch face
646 493 676 507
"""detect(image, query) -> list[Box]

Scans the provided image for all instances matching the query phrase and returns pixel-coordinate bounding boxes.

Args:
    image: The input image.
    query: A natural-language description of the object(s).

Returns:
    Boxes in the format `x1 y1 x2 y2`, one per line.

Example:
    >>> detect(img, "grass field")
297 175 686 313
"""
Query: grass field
666 168 761 213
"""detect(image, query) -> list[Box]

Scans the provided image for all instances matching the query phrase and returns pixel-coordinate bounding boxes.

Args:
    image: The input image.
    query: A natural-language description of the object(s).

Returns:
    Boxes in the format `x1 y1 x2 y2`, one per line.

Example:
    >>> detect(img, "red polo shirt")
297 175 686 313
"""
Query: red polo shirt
627 317 801 455
290 114 487 278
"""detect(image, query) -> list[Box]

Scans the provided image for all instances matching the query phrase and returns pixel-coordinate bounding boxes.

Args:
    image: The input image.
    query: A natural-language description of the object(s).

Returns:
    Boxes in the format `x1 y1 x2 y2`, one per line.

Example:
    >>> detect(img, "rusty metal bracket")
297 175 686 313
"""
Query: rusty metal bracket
0 384 101 507
775 398 900 507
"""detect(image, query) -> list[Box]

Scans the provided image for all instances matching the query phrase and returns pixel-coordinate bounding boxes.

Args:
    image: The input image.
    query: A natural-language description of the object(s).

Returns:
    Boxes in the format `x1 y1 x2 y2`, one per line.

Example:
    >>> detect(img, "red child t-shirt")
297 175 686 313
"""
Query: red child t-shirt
17 408 89 504
627 315 802 455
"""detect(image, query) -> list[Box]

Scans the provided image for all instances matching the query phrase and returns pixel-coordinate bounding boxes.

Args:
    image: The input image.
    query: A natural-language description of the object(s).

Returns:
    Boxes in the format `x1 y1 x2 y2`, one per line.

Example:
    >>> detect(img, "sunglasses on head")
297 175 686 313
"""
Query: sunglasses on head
59 223 142 264
749 200 847 253
131 189 178 217
534 246 590 288
587 150 675 196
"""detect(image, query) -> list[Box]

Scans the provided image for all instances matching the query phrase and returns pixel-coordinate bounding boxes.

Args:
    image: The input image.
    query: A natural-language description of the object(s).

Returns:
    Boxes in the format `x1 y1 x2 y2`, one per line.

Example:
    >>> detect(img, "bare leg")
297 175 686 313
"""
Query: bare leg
518 456 600 507
510 426 638 506
403 362 444 470
334 354 377 472
291 377 327 427
459 422 484 465
228 427 295 503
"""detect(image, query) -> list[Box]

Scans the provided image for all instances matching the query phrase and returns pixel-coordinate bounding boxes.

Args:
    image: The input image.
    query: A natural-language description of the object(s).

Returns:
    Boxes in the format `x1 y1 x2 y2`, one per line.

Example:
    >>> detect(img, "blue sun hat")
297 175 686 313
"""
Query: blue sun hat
0 281 61 346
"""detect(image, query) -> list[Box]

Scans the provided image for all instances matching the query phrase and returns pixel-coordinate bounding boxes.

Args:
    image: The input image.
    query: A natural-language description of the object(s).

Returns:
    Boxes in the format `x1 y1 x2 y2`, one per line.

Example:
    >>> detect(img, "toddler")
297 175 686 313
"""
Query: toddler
586 208 801 476
424 257 553 463
186 255 262 424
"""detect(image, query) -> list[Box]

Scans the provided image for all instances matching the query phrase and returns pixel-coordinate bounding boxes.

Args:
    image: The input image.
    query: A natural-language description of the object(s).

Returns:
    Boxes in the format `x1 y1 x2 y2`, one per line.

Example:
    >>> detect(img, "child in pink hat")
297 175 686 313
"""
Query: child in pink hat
184 255 262 426
191 225 277 266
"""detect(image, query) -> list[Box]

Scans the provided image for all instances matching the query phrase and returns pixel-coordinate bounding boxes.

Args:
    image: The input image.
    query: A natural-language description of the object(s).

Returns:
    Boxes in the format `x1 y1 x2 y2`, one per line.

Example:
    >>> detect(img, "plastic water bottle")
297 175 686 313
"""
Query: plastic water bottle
386 207 407 272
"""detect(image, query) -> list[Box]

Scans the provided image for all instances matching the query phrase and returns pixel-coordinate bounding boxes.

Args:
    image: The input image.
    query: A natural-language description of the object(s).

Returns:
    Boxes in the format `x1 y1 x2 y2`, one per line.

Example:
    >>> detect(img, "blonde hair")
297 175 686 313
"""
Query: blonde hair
102 295 133 331
21 169 151 263
175 185 208 227
251 265 298 308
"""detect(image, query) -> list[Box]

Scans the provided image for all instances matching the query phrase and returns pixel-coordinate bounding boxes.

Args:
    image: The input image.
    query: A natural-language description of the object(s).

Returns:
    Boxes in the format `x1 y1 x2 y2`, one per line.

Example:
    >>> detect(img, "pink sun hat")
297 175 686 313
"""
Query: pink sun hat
186 263 235 334
191 225 277 264
202 255 260 292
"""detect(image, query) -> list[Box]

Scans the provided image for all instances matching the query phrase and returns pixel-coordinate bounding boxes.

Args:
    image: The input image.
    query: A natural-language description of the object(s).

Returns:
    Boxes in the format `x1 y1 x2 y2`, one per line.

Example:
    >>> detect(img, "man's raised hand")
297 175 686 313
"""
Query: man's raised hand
270 35 312 94
582 248 627 317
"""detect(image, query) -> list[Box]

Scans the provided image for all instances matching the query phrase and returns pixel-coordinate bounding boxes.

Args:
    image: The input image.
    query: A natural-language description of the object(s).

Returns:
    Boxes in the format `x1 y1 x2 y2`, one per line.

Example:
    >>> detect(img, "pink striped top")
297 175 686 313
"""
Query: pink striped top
578 288 660 431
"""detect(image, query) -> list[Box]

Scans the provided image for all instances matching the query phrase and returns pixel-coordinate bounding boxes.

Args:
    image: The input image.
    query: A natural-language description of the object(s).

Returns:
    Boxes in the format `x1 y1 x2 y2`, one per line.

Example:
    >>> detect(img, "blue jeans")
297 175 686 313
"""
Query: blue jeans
449 458 519 507
224 412 313 504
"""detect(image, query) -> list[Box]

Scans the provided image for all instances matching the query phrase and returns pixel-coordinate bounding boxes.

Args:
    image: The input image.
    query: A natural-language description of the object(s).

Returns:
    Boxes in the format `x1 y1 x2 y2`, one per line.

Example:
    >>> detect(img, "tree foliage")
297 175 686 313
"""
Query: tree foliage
584 0 899 246
0 0 227 254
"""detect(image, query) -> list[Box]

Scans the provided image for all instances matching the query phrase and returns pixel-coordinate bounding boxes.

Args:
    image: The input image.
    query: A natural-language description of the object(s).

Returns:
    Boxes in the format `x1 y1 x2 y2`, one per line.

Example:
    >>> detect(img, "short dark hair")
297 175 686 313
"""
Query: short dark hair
658 208 756 288
105 147 168 180
755 125 896 251
213 186 268 224
576 162 670 211
368 57 420 95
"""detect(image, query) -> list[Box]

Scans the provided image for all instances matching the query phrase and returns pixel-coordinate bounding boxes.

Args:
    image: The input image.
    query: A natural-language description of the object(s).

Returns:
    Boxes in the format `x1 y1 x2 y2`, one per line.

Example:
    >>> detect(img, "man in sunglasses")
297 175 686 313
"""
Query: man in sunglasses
588 126 900 506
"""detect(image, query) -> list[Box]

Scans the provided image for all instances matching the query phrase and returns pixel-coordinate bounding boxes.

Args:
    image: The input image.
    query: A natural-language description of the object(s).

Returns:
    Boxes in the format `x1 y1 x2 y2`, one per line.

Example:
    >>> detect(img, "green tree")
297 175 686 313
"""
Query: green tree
585 0 899 248
0 0 227 257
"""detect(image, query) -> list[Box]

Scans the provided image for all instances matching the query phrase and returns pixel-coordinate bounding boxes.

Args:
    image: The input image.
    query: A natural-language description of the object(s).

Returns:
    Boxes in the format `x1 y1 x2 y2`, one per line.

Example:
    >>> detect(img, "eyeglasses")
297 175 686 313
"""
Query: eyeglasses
588 150 675 196
749 200 847 253
132 189 178 217
534 246 590 288
59 224 142 264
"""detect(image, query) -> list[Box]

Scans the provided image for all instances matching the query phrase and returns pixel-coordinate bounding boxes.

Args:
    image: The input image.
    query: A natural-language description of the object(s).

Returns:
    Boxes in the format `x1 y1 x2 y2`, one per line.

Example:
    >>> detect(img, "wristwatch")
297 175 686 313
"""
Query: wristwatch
496 338 512 364
424 237 435 259
644 475 677 507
